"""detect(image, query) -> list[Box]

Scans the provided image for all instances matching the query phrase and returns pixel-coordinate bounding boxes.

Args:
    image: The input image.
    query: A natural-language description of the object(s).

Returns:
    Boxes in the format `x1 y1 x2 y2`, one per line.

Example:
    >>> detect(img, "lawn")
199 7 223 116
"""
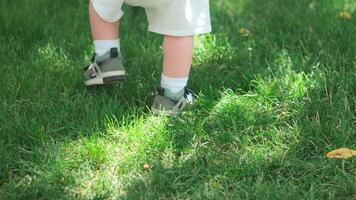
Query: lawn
0 0 355 199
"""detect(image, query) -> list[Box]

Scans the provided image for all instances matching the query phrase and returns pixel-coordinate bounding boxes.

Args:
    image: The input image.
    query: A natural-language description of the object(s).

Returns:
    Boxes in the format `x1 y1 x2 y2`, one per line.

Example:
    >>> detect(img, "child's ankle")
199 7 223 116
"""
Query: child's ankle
160 74 188 101
164 88 184 101
94 39 120 56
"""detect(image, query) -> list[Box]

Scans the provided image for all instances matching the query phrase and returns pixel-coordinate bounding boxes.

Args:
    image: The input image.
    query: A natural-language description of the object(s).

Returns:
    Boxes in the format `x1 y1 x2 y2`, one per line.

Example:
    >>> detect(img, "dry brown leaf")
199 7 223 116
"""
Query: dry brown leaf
143 163 151 170
239 28 251 36
325 148 356 159
339 11 352 20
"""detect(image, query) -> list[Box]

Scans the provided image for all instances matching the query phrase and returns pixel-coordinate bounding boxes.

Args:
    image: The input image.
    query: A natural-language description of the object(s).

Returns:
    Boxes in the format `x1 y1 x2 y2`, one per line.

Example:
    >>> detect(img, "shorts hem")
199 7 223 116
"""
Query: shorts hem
148 25 212 36
91 0 123 23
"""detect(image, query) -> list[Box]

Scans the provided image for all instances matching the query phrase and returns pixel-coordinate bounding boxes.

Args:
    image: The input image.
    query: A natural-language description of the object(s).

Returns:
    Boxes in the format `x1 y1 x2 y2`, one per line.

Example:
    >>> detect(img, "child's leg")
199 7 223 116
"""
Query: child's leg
85 1 126 86
161 35 194 100
89 2 120 56
162 35 193 77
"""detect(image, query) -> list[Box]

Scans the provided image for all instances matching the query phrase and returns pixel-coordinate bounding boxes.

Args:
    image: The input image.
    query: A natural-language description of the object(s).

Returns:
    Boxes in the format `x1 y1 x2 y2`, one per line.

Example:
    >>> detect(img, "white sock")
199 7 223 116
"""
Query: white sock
94 39 120 56
160 74 188 94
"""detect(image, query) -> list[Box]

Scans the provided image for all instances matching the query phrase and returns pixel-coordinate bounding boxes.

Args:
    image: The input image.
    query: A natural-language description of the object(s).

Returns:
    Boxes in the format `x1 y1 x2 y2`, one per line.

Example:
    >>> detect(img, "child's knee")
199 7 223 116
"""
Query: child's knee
91 0 124 22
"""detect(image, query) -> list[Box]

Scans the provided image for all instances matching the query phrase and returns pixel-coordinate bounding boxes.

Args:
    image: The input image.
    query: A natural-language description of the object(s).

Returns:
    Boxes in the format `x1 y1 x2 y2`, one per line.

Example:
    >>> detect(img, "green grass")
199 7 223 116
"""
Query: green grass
1 0 356 199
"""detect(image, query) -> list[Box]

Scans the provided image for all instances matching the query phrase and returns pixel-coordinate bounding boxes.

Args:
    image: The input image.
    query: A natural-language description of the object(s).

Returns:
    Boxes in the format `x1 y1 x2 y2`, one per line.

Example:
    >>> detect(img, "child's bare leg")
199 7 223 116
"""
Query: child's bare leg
162 36 193 77
161 35 194 100
89 2 120 56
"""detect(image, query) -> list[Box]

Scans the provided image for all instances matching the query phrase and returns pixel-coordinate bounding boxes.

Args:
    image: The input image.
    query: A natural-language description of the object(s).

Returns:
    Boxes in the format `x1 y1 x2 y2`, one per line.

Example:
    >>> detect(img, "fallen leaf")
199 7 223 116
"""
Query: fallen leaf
339 11 352 20
143 164 151 170
239 28 251 36
325 148 356 159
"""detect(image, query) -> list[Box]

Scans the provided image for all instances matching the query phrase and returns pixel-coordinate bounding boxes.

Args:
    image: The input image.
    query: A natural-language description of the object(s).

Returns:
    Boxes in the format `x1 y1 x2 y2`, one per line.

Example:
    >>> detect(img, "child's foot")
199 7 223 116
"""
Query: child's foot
151 87 197 115
84 48 126 86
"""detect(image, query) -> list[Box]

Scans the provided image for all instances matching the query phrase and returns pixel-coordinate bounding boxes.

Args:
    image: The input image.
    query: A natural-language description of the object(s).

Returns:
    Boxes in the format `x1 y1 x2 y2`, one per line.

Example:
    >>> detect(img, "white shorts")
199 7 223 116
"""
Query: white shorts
91 0 212 36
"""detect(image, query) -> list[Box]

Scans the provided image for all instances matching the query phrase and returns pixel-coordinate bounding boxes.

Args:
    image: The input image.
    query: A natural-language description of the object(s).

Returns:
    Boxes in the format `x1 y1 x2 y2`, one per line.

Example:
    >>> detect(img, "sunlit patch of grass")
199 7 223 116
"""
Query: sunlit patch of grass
57 137 123 199
36 114 172 199
254 51 314 100
208 50 316 135
207 89 297 164
194 34 235 66
37 42 72 71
